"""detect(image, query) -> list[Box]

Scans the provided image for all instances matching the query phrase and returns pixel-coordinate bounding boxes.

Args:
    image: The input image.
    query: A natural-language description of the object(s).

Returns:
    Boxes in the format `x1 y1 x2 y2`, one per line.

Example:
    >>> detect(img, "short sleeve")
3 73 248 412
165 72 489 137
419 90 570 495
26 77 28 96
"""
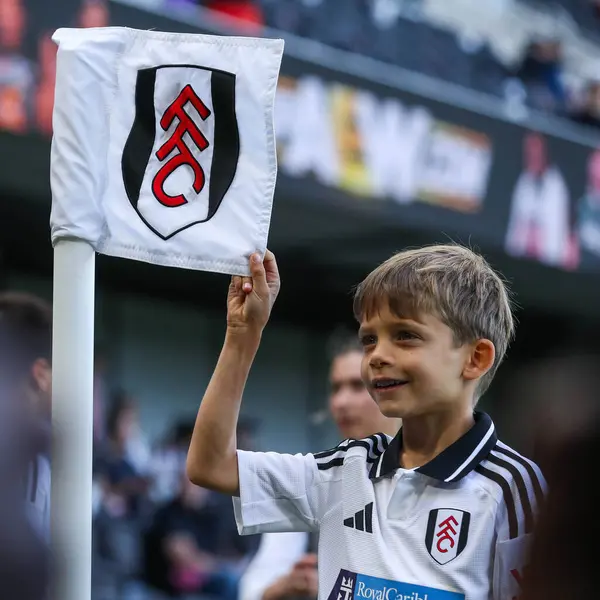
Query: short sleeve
233 449 331 535
491 449 547 600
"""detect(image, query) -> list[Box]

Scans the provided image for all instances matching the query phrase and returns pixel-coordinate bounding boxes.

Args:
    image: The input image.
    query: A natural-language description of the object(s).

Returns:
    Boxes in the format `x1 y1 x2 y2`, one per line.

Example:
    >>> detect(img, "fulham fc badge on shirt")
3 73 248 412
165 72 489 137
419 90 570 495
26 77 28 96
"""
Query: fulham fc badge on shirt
425 508 470 565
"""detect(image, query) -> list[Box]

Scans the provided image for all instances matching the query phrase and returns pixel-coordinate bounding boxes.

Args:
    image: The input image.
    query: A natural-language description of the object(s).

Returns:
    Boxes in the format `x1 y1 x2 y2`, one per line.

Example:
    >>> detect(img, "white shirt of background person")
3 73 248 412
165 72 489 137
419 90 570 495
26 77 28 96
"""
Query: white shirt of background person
239 339 400 600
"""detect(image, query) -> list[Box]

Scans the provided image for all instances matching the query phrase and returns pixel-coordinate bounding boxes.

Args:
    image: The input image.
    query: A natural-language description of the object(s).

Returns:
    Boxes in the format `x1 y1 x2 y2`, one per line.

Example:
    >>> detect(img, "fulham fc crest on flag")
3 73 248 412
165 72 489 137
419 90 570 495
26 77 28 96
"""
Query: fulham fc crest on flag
425 508 470 565
122 66 240 240
50 28 284 275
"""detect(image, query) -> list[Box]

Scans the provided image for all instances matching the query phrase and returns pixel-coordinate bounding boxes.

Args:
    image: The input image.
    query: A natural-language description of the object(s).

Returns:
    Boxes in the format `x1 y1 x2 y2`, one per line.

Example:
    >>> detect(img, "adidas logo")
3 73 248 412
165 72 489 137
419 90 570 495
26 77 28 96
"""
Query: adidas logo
344 502 374 533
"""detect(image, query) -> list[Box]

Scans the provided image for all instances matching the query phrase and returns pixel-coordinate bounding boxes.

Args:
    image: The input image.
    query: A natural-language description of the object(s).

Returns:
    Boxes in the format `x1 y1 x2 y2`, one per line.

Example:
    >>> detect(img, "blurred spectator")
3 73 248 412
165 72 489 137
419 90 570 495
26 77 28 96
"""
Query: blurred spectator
577 148 600 268
34 33 56 136
570 81 600 128
150 420 195 504
239 333 400 600
93 392 151 596
143 473 244 599
0 0 25 51
95 391 150 519
93 352 109 445
0 292 52 599
205 0 264 32
237 417 259 451
0 82 27 131
78 0 109 28
515 40 566 113
505 131 577 270
0 0 33 134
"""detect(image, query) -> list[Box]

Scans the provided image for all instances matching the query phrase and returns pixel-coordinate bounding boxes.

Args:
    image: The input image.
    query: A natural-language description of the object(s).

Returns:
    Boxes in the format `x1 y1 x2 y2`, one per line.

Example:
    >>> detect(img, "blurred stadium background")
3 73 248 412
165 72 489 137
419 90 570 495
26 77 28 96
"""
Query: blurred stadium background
1 0 600 598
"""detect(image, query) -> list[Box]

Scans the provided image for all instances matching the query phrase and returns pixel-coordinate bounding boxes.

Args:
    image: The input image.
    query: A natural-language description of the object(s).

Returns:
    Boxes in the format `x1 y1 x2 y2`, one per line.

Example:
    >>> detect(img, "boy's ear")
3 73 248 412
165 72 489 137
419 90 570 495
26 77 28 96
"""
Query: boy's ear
463 339 495 382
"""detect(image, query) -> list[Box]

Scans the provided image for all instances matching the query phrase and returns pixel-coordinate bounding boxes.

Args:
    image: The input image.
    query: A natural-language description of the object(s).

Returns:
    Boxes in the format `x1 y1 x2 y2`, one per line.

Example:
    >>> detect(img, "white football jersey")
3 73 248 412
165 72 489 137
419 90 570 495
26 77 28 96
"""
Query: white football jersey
233 412 545 600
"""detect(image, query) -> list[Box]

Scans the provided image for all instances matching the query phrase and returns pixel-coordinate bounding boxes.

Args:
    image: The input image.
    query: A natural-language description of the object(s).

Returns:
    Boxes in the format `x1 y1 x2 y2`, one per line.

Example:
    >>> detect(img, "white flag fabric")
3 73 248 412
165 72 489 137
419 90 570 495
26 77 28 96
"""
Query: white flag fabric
50 27 284 275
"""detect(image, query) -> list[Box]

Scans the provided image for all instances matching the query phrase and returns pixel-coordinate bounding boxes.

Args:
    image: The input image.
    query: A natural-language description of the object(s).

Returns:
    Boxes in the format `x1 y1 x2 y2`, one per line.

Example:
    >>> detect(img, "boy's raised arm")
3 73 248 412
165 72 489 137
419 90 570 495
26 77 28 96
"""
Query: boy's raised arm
186 251 281 495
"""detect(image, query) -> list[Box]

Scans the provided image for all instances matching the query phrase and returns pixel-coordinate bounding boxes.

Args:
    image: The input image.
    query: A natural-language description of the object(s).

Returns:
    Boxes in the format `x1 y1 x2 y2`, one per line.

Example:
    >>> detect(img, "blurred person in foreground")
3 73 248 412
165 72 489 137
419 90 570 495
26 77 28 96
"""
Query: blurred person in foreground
240 334 400 600
187 245 545 600
0 292 52 599
519 365 600 600
504 354 600 470
519 423 600 600
498 353 600 599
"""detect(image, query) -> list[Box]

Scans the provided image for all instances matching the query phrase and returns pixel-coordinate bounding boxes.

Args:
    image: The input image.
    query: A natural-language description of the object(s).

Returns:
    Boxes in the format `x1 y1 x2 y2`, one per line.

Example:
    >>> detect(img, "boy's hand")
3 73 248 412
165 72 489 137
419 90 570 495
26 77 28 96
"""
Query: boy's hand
226 250 280 337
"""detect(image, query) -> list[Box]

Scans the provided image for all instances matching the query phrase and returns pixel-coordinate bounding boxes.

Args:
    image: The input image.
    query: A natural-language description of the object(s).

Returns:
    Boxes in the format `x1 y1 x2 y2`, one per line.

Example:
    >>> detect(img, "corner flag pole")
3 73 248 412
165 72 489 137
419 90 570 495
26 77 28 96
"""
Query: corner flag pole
47 26 283 600
51 239 96 600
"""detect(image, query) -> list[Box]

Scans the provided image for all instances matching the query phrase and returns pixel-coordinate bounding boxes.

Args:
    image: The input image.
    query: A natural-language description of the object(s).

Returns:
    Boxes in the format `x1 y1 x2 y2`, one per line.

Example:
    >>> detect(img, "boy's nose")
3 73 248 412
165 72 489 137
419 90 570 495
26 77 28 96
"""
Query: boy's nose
368 342 393 369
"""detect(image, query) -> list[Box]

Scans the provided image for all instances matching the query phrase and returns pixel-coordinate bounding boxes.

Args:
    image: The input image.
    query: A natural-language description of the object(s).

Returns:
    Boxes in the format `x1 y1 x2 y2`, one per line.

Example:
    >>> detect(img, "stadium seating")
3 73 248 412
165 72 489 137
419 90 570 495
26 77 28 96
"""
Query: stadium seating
254 0 600 123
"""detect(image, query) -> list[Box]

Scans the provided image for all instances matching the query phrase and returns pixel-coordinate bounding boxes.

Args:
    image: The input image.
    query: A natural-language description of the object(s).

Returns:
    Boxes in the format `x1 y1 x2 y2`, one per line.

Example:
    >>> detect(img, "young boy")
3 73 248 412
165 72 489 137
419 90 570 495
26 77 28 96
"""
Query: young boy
187 245 546 600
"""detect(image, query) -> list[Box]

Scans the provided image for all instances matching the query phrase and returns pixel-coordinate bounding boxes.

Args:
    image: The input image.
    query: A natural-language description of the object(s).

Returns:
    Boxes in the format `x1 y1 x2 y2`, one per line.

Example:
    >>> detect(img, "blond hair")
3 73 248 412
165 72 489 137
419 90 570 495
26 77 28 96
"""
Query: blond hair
353 244 515 398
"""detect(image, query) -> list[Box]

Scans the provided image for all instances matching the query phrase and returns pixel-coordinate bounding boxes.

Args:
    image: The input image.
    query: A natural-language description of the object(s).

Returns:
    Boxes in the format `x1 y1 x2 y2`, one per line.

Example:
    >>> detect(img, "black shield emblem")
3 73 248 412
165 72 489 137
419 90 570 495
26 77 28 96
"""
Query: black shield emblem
425 508 470 565
121 65 240 240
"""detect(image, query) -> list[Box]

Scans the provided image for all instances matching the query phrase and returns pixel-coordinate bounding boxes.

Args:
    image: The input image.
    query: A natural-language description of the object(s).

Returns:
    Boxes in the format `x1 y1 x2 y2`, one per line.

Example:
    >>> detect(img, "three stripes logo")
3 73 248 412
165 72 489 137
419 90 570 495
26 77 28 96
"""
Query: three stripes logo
344 502 374 534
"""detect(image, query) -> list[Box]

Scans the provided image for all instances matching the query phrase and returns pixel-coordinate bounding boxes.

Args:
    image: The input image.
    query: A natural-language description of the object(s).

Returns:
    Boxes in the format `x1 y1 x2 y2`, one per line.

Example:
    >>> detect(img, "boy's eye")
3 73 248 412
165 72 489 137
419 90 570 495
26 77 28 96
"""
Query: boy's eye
397 331 418 341
360 334 376 347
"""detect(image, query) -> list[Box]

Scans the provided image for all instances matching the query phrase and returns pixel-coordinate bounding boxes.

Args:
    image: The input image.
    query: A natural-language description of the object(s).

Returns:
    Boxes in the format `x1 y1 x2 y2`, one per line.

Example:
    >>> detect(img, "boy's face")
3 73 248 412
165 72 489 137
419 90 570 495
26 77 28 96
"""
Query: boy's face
358 304 474 420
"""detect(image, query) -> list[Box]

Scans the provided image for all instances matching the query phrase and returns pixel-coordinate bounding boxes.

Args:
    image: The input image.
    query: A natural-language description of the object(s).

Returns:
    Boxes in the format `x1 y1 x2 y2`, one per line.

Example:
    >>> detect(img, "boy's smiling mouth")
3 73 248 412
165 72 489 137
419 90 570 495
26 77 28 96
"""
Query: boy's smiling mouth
371 377 409 391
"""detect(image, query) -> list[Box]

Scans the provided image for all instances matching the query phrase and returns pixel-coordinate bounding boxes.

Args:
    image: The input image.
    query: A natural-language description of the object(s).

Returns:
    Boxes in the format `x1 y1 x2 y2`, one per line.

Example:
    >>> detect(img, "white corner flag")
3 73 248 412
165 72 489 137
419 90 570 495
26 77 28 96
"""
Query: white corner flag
49 27 283 600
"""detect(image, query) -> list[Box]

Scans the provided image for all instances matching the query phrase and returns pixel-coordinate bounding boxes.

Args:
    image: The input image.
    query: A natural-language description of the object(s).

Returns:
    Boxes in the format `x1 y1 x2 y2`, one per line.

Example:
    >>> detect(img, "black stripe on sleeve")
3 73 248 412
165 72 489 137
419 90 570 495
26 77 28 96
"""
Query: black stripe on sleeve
313 446 347 460
368 434 389 455
475 465 519 539
488 452 534 534
317 457 345 471
494 446 544 507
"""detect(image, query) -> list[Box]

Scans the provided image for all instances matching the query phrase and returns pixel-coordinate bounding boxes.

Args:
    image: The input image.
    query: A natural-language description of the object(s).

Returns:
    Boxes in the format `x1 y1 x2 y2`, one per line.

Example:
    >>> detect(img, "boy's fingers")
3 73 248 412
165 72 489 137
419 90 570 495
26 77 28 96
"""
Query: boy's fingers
263 250 279 283
242 276 252 293
249 253 269 296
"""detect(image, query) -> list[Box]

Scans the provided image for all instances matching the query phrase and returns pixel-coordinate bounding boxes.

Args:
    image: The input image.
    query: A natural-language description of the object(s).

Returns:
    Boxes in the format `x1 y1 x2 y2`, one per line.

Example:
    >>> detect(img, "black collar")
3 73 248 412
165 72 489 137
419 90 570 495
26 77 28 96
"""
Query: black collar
369 411 497 483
